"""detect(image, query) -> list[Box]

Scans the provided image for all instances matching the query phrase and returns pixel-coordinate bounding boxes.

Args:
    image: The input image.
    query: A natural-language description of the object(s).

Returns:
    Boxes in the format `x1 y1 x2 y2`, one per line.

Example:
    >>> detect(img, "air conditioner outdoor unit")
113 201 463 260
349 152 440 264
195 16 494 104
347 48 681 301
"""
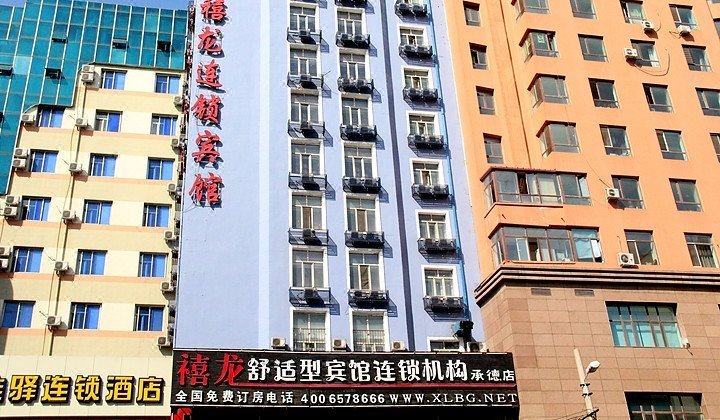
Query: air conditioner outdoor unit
171 137 183 149
677 25 692 35
161 281 175 292
11 158 28 171
605 188 621 200
75 118 89 128
20 113 35 124
54 261 70 273
157 335 173 347
61 209 77 222
623 48 638 59
299 74 312 82
467 341 486 353
2 207 18 218
391 340 406 352
46 315 62 327
173 96 183 106
271 337 286 349
0 259 9 271
81 64 95 73
641 20 655 31
80 72 95 83
13 148 28 158
0 246 12 257
618 252 637 267
167 183 178 196
164 230 177 242
68 162 83 174
332 338 347 350
5 195 21 206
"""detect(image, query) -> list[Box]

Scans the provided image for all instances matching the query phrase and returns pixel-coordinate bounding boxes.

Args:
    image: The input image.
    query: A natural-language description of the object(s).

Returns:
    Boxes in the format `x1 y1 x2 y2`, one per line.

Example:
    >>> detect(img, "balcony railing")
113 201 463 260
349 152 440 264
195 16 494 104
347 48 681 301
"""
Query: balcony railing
288 120 326 138
293 328 326 351
418 238 458 254
287 28 323 45
287 73 324 90
342 177 381 193
288 173 327 191
395 1 428 17
348 289 389 308
412 184 450 200
423 296 464 314
403 87 439 103
288 228 329 246
340 124 377 141
335 32 370 49
345 231 385 248
399 43 434 59
408 133 445 149
288 287 331 306
352 330 385 352
337 77 374 94
336 0 367 7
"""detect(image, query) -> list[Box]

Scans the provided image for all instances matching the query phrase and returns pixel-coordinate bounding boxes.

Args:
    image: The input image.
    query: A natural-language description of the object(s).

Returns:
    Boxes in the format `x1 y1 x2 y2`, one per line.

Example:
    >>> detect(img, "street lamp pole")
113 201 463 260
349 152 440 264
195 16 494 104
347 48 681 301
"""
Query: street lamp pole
573 348 599 420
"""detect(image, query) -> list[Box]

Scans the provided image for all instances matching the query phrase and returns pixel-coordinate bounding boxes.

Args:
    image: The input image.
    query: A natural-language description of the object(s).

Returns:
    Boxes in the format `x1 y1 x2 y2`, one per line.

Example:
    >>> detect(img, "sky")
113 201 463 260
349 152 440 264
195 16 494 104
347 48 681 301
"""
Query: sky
0 0 191 8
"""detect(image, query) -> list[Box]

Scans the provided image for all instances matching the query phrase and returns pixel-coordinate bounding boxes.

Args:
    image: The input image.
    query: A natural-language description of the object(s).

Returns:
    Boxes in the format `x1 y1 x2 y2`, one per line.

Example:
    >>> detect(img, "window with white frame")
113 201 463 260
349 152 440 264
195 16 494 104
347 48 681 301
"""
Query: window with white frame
292 249 325 288
339 53 367 80
347 198 377 232
349 251 381 290
404 69 430 89
341 97 370 126
290 141 321 175
399 27 426 46
344 146 374 178
337 10 363 35
94 111 121 132
290 48 318 76
430 339 461 351
409 114 436 135
293 311 326 351
424 268 455 297
413 161 440 186
418 213 447 240
352 313 385 352
290 6 316 32
292 194 323 230
290 93 320 123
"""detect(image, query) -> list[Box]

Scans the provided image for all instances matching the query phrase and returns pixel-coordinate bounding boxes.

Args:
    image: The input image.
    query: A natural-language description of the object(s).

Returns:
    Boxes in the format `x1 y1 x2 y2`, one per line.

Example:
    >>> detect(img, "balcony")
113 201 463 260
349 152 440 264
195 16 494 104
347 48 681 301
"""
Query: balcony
289 287 331 307
287 28 322 45
399 44 434 59
337 77 374 94
345 231 385 248
343 176 381 193
412 184 450 200
340 124 377 141
288 228 329 246
395 1 428 17
418 238 457 254
287 73 324 90
288 120 326 138
335 32 370 49
288 173 327 191
408 133 445 149
348 289 389 309
335 0 367 6
403 87 438 103
423 296 464 314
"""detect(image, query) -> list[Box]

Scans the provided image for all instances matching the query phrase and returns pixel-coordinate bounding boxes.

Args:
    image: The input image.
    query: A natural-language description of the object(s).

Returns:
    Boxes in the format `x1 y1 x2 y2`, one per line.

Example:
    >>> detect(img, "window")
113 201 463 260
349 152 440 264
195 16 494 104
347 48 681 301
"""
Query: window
716 19 720 36
70 303 100 330
77 250 106 275
290 48 318 76
579 36 606 62
399 28 426 47
1 301 33 328
607 304 681 347
94 111 121 132
290 93 319 123
101 70 125 90
430 339 461 351
347 198 377 232
621 1 645 23
683 46 710 72
293 312 326 351
292 250 325 288
89 154 116 176
37 107 64 128
139 253 166 277
601 126 631 156
696 89 720 116
339 53 366 80
670 180 701 211
409 115 436 136
30 150 57 173
291 142 321 175
476 88 495 115
424 268 455 297
21 197 50 221
418 213 447 240
349 252 381 290
685 233 717 268
413 162 440 186
540 122 579 154
344 146 374 178
522 31 557 58
643 84 672 112
484 135 504 164
83 201 112 224
143 204 170 228
712 133 720 161
134 306 163 332
670 5 696 29
490 226 602 265
353 313 385 352
290 6 316 32
292 194 323 230
341 97 370 126
470 44 487 69
626 231 659 265
558 174 591 205
13 247 42 272
656 130 686 160
151 115 178 136
147 159 174 180
337 10 363 35
483 170 590 206
155 74 180 94
590 79 617 107
570 0 595 18
612 176 644 209
627 393 703 419
515 0 549 15
631 41 659 67
404 69 430 90
464 2 480 26
531 76 568 105
156 40 171 52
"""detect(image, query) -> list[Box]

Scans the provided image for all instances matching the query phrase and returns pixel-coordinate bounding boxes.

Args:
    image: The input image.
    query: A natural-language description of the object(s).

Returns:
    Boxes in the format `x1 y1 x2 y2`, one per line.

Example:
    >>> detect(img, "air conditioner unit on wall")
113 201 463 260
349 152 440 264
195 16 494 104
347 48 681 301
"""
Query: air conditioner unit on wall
11 158 28 171
161 282 175 293
80 72 95 83
20 114 35 124
641 20 655 31
391 340 406 352
81 64 95 73
605 188 621 200
46 315 62 327
75 118 89 128
677 25 692 35
157 335 172 347
271 337 286 349
623 48 638 59
332 338 347 350
618 252 637 267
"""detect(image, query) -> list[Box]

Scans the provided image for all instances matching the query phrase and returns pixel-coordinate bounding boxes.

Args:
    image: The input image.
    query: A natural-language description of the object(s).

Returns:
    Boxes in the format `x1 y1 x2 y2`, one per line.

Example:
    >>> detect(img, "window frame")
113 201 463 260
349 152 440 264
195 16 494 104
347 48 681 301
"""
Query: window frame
143 204 171 228
76 249 107 275
522 31 558 59
696 88 720 116
69 302 101 330
625 230 659 265
138 253 167 277
463 2 481 26
476 87 495 115
89 154 117 177
600 125 631 156
484 135 504 164
13 247 43 273
100 70 126 90
607 303 682 348
626 393 703 419
612 176 644 209
21 197 51 221
670 179 702 212
540 122 579 154
93 110 122 132
643 84 672 112
685 233 717 267
531 75 569 106
569 0 596 19
656 130 686 160
83 200 112 224
683 45 711 72
150 115 178 136
292 310 328 352
621 1 646 24
30 150 58 173
291 248 327 288
469 44 488 69
134 305 164 332
351 310 387 352
1 301 34 328
590 79 618 108
579 35 607 62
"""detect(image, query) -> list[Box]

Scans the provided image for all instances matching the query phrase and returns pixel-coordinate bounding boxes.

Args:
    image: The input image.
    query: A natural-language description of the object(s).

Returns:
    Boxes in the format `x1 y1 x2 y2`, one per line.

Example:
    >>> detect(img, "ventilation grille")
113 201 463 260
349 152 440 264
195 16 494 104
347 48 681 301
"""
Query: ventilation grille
575 289 595 297
530 287 551 296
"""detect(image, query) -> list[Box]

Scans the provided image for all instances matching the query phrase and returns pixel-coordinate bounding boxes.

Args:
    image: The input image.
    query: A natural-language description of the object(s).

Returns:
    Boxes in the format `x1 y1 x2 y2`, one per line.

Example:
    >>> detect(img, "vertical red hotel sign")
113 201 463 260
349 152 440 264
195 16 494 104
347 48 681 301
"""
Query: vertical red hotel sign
189 0 227 206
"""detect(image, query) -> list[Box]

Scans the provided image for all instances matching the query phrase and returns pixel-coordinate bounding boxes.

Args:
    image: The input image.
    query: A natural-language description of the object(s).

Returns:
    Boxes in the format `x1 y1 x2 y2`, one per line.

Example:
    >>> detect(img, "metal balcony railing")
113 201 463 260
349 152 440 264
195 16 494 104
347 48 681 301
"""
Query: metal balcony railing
345 231 385 248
